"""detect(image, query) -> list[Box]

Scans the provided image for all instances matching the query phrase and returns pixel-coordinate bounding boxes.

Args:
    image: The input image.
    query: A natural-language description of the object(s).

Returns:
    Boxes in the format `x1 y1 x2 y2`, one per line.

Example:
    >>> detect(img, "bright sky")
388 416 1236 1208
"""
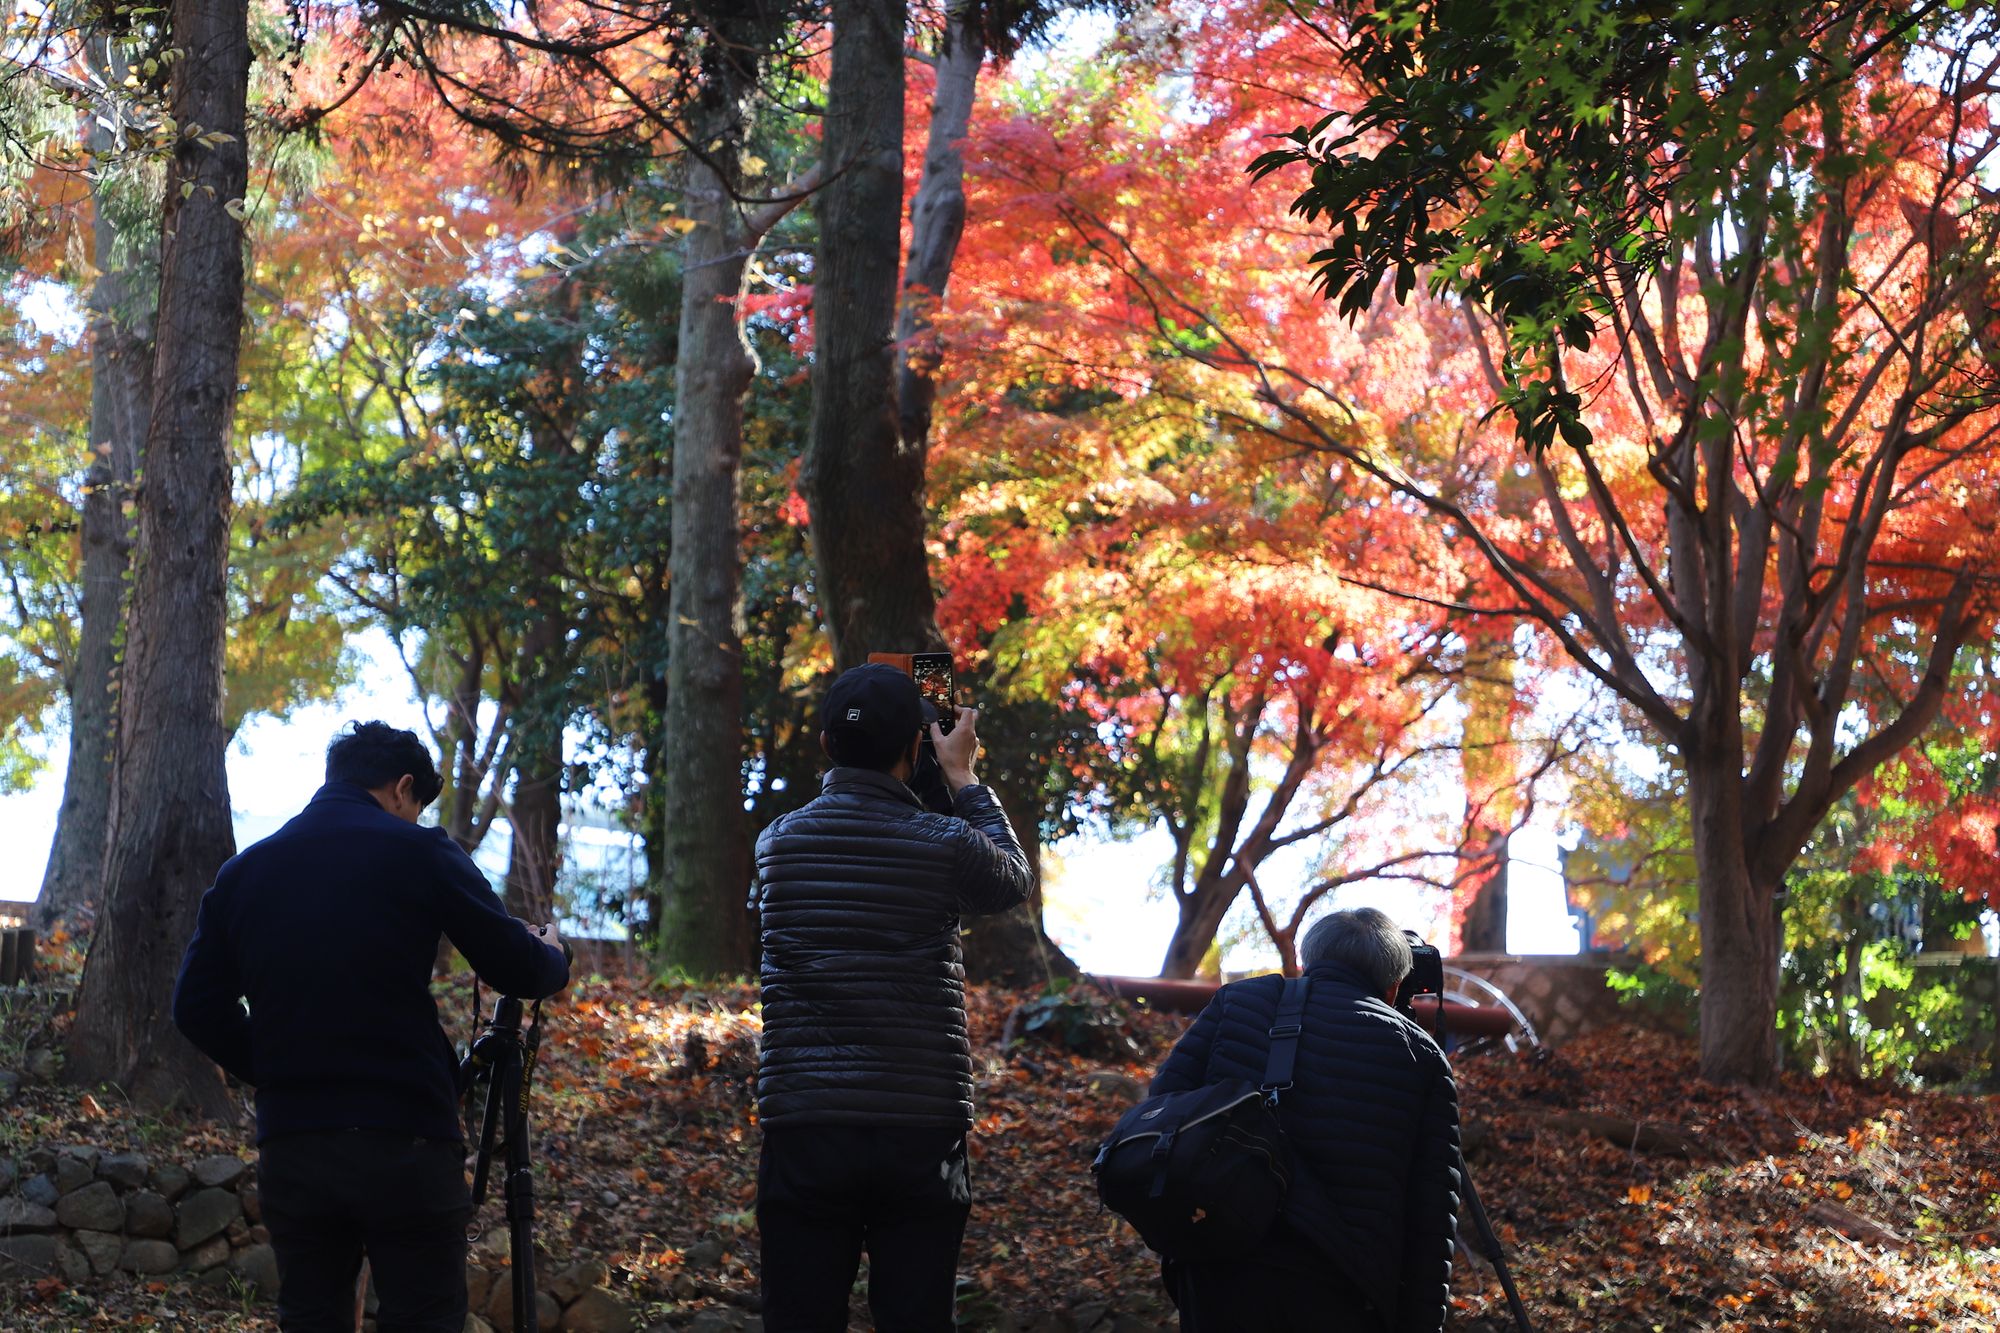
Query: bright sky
0 628 1582 972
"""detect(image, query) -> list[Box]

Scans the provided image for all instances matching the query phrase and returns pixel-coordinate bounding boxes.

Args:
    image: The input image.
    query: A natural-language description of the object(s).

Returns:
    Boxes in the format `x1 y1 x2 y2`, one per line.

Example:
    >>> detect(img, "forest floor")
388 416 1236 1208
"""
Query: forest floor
3 961 2000 1331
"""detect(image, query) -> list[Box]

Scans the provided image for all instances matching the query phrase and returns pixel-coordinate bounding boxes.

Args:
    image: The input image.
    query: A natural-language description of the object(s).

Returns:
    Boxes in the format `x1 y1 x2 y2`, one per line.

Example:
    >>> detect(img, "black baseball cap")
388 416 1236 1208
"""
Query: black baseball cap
823 664 925 757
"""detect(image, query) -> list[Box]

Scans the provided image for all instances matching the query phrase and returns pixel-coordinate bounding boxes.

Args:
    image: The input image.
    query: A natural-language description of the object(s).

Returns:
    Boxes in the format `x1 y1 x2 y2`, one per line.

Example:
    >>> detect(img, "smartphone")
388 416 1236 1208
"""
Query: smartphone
911 652 954 734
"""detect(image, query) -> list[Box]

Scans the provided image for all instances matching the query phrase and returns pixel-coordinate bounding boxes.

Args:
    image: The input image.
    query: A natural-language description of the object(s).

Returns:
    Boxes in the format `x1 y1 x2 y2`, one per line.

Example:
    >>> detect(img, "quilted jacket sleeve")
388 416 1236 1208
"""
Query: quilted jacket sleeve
1395 1043 1462 1333
949 783 1033 916
1148 993 1224 1095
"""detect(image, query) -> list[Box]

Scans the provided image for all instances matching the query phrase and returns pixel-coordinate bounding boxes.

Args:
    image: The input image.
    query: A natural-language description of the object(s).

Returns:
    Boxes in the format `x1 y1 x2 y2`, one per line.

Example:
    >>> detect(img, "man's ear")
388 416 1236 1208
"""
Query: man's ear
397 773 418 810
819 732 834 762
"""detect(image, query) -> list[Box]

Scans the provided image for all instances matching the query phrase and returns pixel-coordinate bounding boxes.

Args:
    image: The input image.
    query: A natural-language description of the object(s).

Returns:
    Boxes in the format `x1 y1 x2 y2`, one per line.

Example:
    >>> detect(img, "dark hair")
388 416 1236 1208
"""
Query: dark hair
823 726 916 773
327 721 443 807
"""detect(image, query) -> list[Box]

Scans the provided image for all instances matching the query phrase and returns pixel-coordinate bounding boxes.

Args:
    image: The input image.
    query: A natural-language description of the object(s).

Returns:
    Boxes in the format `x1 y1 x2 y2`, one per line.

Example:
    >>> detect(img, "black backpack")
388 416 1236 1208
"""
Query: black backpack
1092 976 1310 1260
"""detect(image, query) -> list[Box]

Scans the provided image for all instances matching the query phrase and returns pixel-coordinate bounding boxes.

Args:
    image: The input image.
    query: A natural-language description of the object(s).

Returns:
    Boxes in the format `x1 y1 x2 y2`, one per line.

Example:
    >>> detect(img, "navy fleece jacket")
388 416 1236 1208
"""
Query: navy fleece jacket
172 781 569 1143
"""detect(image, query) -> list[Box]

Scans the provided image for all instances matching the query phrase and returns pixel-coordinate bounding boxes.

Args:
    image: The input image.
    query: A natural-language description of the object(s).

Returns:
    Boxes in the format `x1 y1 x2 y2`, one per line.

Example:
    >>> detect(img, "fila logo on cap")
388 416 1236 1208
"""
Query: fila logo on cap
846 708 863 721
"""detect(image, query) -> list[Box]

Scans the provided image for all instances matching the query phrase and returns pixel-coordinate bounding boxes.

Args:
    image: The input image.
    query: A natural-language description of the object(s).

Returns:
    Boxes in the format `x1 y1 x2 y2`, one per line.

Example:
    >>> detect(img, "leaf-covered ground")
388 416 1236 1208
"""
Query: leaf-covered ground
4 970 1999 1330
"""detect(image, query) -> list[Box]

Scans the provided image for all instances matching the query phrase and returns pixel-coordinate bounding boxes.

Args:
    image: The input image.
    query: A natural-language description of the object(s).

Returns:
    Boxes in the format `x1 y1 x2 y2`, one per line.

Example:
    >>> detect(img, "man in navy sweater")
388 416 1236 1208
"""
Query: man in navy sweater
173 721 569 1333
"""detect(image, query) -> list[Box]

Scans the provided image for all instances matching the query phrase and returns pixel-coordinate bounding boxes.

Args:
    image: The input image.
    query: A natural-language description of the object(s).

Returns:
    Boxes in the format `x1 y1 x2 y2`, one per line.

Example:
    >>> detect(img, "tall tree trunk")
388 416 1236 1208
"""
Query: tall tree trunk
655 8 800 977
503 747 561 923
803 0 938 670
37 87 151 933
1160 873 1242 981
957 701 1080 986
66 0 249 1116
1454 635 1519 953
894 10 982 452
895 10 1082 988
1689 754 1781 1087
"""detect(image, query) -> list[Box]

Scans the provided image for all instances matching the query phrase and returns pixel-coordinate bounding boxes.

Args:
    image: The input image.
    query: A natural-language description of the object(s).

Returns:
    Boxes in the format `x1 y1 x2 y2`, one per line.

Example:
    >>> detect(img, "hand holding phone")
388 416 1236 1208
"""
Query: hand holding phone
930 707 981 790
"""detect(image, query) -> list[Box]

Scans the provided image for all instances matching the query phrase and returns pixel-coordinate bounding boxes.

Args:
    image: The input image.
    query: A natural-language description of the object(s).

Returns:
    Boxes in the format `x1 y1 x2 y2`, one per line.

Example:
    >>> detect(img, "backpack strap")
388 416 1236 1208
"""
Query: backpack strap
1258 975 1311 1106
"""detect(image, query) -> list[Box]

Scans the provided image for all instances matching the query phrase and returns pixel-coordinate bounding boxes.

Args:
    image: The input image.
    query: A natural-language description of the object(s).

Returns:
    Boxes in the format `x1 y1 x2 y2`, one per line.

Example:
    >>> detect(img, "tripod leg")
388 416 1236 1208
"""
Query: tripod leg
501 1053 539 1333
1459 1160 1535 1333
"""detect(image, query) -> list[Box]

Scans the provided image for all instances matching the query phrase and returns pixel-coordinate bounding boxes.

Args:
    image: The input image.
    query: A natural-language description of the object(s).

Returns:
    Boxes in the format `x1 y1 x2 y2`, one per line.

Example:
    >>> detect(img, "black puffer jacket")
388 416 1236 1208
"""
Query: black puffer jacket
752 767 1032 1129
1150 962 1460 1333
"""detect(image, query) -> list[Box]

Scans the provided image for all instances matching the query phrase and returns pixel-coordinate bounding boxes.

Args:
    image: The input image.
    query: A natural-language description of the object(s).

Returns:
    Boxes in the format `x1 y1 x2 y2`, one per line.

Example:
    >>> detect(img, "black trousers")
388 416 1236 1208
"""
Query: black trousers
258 1129 471 1333
757 1124 972 1332
1165 1229 1387 1333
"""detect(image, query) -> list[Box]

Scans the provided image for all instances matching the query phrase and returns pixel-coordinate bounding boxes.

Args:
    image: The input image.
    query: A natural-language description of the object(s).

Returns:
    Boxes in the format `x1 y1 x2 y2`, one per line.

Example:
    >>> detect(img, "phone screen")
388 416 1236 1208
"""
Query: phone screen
912 653 954 734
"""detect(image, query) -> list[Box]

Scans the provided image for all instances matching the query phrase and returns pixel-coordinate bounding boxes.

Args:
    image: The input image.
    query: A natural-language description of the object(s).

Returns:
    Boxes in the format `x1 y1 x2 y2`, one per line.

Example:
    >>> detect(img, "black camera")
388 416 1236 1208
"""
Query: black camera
1393 929 1444 1016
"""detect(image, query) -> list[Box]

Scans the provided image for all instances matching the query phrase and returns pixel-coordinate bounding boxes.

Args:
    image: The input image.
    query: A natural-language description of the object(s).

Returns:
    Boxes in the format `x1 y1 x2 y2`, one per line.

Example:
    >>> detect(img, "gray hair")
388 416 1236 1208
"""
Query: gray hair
1299 908 1413 995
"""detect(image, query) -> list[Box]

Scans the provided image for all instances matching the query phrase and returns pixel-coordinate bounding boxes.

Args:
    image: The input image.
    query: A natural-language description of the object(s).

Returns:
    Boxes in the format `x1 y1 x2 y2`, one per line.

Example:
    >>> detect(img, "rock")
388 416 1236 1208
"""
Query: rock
250 1224 270 1245
73 1229 123 1276
536 1290 562 1332
55 1181 125 1232
0 1197 57 1233
684 1238 727 1270
561 1287 637 1333
57 1144 102 1171
229 1242 281 1296
186 1235 232 1271
465 1265 493 1311
20 1173 59 1208
465 1317 495 1333
0 1234 58 1278
22 1148 56 1174
55 1238 91 1285
475 1228 511 1262
54 1154 94 1196
0 1157 14 1194
667 1271 698 1299
174 1186 243 1248
126 1190 174 1239
118 1239 181 1275
683 1310 743 1333
742 1320 763 1333
1071 1300 1111 1330
1083 1070 1145 1102
150 1163 191 1201
549 1258 608 1304
598 1189 619 1208
23 1047 58 1083
0 1070 21 1105
240 1183 261 1222
97 1151 151 1189
192 1154 249 1190
485 1274 516 1325
225 1216 252 1245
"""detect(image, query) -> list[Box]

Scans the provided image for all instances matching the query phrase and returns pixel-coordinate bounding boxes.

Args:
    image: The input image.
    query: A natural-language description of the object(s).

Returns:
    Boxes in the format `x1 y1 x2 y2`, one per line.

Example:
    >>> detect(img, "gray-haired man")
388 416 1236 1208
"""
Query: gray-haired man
1147 907 1460 1332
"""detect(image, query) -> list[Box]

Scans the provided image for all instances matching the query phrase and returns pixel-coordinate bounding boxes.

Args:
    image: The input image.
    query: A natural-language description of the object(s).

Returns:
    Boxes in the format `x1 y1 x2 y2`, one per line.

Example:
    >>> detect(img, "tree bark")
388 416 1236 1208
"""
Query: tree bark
503 745 561 923
654 8 800 978
1160 872 1241 980
894 9 983 453
66 0 249 1116
1689 752 1782 1087
960 754 1080 988
37 79 152 933
803 0 939 670
1458 832 1509 954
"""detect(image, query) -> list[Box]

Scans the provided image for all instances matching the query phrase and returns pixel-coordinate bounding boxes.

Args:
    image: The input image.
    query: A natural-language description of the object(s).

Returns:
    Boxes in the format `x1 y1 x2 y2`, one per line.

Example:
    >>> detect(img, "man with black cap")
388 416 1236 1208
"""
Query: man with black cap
751 663 1034 1331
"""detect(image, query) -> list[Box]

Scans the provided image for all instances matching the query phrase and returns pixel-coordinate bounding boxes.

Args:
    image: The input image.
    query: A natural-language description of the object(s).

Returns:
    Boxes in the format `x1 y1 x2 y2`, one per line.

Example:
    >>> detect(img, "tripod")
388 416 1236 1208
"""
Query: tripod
460 992 545 1333
1400 933 1535 1333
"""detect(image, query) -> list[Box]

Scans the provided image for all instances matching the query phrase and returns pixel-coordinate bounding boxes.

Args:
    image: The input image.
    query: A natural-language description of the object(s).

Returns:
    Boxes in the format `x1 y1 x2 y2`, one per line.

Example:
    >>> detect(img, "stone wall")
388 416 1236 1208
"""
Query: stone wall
0 1143 638 1333
0 1144 277 1293
1450 950 1692 1047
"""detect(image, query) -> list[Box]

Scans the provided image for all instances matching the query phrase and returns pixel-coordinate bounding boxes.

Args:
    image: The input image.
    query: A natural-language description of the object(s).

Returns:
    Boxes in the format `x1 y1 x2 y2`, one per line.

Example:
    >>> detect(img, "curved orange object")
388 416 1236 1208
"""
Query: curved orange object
1091 976 1517 1038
